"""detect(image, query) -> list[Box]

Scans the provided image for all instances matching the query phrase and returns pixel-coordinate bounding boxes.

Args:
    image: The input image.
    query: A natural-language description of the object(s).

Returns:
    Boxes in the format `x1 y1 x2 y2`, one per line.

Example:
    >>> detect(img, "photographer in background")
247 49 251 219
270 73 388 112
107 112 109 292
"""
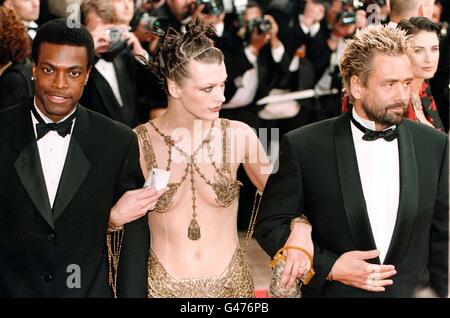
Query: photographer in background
79 0 150 127
220 1 290 231
1 0 40 40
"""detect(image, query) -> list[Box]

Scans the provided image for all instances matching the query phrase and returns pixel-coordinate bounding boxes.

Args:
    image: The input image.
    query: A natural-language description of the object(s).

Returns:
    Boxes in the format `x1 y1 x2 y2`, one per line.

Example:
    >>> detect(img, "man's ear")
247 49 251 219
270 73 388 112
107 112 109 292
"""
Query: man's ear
31 63 36 81
418 4 424 17
167 79 181 99
350 75 363 100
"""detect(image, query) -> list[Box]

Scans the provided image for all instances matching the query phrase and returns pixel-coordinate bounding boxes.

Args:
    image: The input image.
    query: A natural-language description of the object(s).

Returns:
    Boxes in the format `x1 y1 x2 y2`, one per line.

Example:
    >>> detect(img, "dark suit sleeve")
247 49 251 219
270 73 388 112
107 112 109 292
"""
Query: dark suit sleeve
254 133 339 293
429 136 449 297
0 71 32 110
254 134 303 256
115 133 150 298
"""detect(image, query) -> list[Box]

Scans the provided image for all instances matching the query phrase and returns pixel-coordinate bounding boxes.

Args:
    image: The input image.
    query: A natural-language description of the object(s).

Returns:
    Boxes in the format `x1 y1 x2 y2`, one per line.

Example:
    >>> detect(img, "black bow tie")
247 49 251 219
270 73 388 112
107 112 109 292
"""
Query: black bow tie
350 114 399 142
31 106 77 140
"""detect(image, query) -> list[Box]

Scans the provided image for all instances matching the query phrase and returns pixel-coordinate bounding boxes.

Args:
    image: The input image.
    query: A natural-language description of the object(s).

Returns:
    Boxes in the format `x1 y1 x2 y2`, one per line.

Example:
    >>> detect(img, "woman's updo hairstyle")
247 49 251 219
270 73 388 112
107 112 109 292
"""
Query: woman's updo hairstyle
150 19 224 91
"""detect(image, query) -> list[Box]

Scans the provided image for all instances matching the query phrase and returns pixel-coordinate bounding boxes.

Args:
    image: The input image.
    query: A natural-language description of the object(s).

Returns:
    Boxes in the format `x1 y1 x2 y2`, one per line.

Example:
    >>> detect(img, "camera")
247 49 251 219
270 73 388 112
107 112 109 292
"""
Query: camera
247 18 272 34
101 27 128 62
336 11 356 25
196 0 225 16
106 27 125 46
140 13 169 37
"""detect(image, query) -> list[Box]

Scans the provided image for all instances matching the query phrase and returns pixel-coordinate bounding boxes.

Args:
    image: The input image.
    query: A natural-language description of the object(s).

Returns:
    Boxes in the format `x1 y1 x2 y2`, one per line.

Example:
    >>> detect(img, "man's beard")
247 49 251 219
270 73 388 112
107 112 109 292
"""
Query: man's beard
361 98 408 127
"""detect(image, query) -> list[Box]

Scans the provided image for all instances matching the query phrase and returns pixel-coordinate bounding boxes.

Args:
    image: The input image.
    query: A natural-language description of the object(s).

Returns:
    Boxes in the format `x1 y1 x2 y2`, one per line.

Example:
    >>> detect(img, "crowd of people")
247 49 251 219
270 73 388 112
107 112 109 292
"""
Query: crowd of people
0 0 448 298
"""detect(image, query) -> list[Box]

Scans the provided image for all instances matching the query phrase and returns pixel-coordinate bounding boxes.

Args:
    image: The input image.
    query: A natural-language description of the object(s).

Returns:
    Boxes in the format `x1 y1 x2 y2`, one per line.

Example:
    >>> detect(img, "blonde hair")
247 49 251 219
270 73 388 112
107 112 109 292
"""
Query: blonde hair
81 0 119 25
339 25 409 103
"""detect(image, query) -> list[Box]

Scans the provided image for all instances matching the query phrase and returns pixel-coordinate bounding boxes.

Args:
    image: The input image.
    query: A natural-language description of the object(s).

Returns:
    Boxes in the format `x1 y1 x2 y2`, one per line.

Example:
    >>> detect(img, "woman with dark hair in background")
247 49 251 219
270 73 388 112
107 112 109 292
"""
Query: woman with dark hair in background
0 6 34 109
398 16 445 131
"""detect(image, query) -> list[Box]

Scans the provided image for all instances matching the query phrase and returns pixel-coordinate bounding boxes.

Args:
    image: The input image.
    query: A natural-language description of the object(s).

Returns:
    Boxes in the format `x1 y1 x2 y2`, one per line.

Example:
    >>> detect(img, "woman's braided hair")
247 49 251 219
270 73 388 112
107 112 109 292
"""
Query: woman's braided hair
149 19 224 93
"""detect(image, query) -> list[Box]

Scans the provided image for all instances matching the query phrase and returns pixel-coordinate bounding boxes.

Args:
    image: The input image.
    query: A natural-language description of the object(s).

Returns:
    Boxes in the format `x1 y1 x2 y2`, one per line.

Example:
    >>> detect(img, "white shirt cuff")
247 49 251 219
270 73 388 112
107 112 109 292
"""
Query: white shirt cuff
271 43 285 63
244 47 258 65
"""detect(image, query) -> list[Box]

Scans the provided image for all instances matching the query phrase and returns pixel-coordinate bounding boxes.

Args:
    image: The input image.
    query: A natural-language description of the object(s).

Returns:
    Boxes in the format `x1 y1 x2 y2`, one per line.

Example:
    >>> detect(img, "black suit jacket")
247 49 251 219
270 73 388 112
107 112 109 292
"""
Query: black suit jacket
255 111 449 297
80 52 139 128
0 100 149 297
0 60 34 111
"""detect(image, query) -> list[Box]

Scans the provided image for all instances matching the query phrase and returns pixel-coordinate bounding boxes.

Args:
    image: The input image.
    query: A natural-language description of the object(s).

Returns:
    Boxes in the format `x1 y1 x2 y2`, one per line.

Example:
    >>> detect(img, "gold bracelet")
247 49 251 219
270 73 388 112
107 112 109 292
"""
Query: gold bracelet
107 223 124 233
290 214 311 230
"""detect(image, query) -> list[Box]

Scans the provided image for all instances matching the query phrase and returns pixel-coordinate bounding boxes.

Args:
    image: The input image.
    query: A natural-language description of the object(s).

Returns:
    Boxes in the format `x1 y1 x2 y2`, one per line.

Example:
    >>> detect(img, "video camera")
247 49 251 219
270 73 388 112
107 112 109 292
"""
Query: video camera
195 0 225 16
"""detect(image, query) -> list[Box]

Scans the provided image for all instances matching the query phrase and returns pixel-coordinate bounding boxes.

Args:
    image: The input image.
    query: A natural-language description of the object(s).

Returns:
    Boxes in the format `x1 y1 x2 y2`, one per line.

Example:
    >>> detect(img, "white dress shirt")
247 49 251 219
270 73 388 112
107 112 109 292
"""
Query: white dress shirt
223 44 285 109
95 59 124 107
31 100 75 208
351 110 400 263
26 21 38 39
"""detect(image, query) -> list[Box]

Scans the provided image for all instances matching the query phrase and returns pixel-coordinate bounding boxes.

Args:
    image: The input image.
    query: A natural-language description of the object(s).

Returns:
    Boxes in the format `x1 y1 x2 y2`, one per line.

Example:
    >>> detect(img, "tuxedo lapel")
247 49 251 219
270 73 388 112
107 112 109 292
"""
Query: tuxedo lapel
13 101 54 229
91 67 126 122
384 123 419 264
113 55 136 126
52 106 91 220
334 112 379 260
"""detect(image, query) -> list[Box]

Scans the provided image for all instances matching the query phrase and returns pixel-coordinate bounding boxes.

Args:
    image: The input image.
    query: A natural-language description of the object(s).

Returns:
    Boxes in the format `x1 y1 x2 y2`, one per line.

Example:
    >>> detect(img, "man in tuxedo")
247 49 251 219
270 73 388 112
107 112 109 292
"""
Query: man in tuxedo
1 0 40 39
254 25 449 297
0 19 161 297
79 0 150 127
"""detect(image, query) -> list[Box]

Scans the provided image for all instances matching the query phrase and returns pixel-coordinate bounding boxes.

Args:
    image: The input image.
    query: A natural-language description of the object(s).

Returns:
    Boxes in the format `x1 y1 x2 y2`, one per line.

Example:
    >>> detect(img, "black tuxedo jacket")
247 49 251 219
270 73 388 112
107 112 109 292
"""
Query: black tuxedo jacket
223 39 291 104
0 100 149 297
255 111 449 297
80 52 139 128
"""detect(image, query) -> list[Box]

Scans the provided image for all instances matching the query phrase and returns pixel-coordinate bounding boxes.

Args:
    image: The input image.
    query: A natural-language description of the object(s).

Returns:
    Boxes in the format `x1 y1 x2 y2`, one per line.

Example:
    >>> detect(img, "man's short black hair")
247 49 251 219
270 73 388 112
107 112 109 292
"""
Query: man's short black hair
32 18 95 68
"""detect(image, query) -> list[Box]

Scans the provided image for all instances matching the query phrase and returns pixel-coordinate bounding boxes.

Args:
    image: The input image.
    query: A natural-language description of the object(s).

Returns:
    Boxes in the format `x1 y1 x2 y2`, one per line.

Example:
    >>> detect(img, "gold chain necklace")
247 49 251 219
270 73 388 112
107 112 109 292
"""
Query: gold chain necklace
149 120 216 241
411 95 423 111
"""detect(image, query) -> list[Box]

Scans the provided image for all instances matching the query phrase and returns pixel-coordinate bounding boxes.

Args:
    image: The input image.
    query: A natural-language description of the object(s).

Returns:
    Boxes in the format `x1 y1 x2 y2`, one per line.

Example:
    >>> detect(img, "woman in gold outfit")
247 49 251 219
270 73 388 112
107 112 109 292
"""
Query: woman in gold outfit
111 19 314 298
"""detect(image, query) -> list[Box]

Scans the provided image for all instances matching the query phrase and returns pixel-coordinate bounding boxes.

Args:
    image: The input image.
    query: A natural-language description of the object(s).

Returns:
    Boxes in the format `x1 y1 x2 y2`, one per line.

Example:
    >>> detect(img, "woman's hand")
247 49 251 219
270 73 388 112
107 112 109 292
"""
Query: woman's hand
279 222 314 289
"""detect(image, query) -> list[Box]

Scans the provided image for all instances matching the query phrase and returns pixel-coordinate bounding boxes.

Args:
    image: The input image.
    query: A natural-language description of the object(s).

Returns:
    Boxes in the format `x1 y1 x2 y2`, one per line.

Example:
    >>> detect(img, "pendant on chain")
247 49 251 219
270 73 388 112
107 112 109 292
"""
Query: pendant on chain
188 218 201 240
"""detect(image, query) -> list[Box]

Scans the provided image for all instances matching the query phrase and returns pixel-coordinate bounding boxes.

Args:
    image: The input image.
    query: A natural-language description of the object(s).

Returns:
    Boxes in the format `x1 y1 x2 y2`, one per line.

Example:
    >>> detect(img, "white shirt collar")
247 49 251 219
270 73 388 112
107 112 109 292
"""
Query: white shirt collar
352 108 396 131
214 22 224 37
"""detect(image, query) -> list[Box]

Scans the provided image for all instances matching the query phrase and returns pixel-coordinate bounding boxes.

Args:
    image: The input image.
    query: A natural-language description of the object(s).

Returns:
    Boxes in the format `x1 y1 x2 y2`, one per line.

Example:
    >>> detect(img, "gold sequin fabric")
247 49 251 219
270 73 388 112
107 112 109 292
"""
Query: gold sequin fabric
148 248 255 298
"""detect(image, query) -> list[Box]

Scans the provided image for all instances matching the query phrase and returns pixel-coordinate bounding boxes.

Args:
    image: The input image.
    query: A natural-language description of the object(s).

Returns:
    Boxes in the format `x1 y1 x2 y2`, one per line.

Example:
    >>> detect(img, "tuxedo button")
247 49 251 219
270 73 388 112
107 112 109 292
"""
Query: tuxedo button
47 233 56 241
42 274 53 282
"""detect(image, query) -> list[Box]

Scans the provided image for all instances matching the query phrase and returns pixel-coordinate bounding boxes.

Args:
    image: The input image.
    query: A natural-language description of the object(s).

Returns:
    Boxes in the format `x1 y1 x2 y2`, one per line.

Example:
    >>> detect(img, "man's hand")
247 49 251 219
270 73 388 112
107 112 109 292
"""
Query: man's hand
263 15 281 48
302 0 325 27
329 249 397 292
123 30 148 57
90 24 115 54
109 187 167 227
279 222 314 289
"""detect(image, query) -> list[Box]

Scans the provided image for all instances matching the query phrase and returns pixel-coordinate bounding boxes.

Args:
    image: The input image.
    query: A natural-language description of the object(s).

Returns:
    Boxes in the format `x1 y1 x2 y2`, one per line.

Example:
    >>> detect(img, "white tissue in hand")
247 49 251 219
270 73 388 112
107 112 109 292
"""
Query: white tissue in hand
144 168 170 191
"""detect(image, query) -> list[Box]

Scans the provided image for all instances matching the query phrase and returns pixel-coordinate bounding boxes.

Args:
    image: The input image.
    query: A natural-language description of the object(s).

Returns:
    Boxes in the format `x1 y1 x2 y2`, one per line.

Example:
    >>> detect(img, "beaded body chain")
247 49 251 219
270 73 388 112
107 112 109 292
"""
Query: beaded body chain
136 119 241 241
